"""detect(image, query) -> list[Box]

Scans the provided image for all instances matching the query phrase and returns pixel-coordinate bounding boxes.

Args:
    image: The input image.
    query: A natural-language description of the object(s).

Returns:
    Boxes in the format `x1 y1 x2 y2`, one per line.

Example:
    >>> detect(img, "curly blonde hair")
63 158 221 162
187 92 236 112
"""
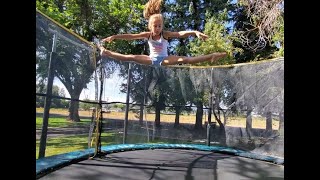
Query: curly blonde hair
143 0 163 20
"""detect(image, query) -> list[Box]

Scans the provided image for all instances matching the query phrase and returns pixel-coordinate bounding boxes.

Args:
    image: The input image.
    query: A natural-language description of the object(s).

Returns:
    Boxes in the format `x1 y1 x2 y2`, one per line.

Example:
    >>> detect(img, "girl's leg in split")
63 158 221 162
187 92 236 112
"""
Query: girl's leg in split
162 52 227 66
98 46 152 65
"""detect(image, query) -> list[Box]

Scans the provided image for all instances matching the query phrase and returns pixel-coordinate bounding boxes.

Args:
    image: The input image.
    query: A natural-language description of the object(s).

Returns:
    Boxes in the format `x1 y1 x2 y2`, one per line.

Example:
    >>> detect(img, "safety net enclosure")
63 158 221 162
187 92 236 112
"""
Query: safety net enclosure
36 9 284 180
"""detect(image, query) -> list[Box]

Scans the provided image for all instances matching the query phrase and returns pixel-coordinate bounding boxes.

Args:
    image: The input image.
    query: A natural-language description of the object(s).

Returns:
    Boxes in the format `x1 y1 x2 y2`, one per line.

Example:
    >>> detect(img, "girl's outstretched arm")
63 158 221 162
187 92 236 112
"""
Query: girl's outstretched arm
164 30 208 40
102 32 150 43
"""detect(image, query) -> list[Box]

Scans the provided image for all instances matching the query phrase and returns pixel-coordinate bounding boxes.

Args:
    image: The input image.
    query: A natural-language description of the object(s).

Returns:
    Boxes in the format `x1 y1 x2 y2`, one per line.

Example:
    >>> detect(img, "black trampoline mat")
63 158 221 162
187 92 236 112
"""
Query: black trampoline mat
39 149 284 180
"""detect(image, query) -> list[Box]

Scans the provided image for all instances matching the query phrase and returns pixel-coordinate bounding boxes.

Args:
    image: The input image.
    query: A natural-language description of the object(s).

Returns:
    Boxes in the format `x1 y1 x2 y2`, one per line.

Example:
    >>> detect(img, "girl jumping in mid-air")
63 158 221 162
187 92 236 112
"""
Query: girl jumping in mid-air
97 0 227 66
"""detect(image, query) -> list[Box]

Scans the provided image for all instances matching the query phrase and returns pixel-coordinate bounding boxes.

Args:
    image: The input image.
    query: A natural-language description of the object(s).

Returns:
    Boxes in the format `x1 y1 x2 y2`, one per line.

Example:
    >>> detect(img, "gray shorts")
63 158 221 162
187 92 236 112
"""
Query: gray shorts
150 56 167 67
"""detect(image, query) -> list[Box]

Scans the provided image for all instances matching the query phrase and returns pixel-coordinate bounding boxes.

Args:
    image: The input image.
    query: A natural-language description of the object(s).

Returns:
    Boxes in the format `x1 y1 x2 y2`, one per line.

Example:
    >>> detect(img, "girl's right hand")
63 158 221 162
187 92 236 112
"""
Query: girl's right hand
102 36 114 43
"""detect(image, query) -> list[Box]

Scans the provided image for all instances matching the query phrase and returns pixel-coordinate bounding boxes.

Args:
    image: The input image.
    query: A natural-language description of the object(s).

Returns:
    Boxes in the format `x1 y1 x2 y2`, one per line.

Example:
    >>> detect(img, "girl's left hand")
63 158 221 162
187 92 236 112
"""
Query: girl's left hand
196 31 208 41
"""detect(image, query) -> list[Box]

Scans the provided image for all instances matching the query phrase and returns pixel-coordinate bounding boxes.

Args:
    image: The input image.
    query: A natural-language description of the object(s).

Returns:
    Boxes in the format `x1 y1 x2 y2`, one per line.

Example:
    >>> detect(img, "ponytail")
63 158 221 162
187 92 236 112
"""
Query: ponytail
143 0 163 19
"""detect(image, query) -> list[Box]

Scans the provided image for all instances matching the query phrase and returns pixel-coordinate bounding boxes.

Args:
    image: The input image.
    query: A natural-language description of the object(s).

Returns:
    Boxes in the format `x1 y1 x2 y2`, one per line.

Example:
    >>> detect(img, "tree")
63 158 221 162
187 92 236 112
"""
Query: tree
166 68 190 128
272 14 284 57
187 10 238 129
37 0 97 121
236 0 284 52
229 0 283 62
80 98 95 111
164 0 229 57
37 0 145 121
36 19 96 121
148 68 168 127
230 6 277 62
190 10 239 66
36 83 67 108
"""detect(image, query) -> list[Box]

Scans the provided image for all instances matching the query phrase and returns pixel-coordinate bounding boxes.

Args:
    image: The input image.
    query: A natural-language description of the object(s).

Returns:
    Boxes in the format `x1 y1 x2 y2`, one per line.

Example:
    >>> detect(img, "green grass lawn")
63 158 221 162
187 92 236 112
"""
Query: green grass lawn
36 134 89 159
36 117 91 129
36 130 191 159
36 114 278 159
36 116 193 159
36 117 92 159
36 132 117 159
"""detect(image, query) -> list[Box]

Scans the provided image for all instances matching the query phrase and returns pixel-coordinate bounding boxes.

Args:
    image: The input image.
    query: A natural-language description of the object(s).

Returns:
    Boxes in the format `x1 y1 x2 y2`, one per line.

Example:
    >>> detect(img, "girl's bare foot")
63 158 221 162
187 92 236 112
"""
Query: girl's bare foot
211 52 227 62
93 37 107 56
98 46 106 56
98 45 111 57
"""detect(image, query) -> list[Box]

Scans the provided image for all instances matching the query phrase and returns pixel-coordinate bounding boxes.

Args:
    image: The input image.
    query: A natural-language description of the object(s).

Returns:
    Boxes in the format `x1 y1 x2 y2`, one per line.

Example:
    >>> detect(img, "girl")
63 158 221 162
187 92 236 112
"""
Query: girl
97 0 227 67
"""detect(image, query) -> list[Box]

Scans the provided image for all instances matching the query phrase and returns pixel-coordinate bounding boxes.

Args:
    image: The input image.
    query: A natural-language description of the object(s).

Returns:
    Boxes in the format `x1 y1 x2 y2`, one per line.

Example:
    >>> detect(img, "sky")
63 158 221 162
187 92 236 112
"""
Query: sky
54 68 128 103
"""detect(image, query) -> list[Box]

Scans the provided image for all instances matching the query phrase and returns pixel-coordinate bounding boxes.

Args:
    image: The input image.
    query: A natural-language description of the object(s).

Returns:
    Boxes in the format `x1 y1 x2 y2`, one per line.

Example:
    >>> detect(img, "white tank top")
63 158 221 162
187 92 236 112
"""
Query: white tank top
148 32 169 57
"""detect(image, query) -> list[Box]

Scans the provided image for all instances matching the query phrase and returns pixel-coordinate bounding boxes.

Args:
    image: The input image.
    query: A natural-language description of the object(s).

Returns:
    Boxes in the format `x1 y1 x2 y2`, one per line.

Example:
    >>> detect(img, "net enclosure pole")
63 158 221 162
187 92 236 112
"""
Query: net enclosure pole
96 64 104 155
38 32 58 158
123 62 132 144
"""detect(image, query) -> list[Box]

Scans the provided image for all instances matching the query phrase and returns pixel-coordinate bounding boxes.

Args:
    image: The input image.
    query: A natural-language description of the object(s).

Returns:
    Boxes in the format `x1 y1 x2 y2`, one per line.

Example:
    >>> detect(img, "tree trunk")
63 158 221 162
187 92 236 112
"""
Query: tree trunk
154 94 165 128
213 110 223 127
155 106 161 127
246 109 253 138
222 110 227 125
246 109 253 129
194 102 203 130
174 106 181 128
67 93 81 122
266 111 272 131
67 100 80 122
139 104 144 126
211 108 227 146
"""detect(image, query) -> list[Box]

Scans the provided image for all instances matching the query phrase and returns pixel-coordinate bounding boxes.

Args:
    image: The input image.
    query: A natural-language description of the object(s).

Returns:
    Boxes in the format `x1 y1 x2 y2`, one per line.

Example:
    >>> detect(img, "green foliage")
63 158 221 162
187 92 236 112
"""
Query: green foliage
112 103 125 110
109 0 143 24
164 0 229 56
80 98 95 111
36 84 68 108
272 15 284 57
190 10 240 65
36 0 78 32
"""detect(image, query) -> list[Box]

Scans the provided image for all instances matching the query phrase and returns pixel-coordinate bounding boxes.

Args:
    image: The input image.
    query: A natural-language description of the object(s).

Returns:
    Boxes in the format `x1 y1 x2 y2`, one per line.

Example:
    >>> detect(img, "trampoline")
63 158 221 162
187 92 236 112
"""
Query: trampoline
36 8 284 180
36 144 284 179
